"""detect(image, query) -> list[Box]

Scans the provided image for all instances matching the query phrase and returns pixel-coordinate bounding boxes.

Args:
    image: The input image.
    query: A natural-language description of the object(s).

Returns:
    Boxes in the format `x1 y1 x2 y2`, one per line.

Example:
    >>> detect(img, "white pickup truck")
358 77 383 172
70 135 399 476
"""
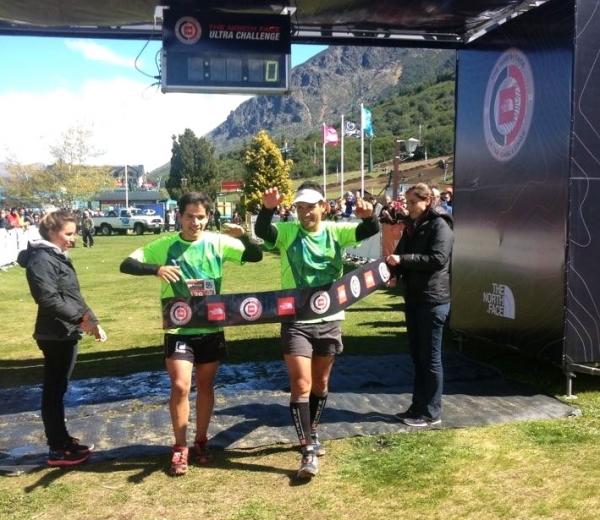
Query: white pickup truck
92 208 164 236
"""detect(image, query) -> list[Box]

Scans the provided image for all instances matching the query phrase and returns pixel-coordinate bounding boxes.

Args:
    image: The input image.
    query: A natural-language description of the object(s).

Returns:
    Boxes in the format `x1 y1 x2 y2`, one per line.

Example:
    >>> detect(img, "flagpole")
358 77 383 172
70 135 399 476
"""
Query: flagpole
360 103 365 197
322 123 327 199
341 114 345 199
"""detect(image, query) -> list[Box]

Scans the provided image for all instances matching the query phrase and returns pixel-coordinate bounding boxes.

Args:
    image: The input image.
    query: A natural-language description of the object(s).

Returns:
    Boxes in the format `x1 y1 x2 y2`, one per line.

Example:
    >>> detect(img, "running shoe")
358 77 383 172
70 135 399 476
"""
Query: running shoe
394 407 417 421
401 417 442 428
65 437 94 454
297 445 319 479
47 447 90 467
192 438 211 465
169 445 189 476
311 432 326 457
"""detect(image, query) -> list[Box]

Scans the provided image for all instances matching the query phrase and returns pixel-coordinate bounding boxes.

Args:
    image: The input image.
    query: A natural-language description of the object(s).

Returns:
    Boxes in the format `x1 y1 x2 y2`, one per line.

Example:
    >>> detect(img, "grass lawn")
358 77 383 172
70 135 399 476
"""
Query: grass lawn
1 233 600 520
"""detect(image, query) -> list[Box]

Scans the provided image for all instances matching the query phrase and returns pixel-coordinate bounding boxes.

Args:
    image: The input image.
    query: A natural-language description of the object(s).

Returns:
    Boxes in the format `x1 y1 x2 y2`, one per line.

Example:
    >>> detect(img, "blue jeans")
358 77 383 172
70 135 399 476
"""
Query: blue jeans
404 302 450 421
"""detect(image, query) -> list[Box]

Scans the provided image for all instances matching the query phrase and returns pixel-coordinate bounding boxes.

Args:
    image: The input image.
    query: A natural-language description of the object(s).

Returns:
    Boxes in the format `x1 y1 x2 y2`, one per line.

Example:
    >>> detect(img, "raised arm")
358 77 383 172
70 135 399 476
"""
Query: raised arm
354 195 380 240
255 187 283 243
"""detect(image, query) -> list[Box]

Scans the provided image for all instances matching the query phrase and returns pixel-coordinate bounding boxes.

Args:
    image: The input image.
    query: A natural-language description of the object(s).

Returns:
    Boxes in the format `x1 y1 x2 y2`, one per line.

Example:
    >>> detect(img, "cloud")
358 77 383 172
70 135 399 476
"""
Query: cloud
65 39 140 68
0 77 249 171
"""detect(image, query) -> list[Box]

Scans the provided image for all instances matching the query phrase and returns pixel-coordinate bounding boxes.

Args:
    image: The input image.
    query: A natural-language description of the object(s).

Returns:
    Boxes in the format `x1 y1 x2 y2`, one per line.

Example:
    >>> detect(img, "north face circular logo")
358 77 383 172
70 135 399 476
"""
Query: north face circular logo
378 262 391 283
350 276 361 298
170 301 192 326
175 17 202 44
310 291 331 315
483 48 534 162
240 297 263 321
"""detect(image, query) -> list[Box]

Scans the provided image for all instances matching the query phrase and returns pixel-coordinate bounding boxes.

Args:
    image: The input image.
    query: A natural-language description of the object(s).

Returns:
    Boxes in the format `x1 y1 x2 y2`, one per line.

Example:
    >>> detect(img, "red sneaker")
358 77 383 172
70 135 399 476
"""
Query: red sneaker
169 445 189 476
192 438 211 465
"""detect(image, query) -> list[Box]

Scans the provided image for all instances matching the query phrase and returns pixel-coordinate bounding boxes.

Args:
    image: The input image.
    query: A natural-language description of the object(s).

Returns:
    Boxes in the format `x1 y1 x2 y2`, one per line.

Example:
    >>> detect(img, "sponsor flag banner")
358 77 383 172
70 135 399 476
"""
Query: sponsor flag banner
323 124 339 146
361 107 374 138
162 259 391 328
344 121 361 138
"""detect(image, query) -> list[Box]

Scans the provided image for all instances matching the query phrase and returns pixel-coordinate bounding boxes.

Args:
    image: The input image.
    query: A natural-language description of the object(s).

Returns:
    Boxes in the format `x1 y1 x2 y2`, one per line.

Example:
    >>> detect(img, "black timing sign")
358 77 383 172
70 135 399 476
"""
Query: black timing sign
161 10 291 94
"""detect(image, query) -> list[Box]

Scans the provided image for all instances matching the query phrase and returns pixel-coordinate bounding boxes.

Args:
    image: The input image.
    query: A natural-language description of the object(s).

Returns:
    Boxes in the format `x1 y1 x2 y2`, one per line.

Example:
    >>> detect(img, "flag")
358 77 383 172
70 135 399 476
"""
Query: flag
361 106 374 138
344 120 361 138
323 124 339 146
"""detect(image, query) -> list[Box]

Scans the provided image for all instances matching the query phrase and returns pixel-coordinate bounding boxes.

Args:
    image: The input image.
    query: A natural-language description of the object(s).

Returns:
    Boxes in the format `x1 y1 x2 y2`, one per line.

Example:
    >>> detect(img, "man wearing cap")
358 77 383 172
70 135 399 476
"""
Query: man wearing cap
255 181 380 479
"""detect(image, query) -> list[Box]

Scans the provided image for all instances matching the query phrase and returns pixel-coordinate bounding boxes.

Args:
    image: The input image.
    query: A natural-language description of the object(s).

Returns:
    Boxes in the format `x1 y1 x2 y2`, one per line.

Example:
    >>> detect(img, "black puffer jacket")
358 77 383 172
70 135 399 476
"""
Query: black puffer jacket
392 208 454 304
17 241 95 341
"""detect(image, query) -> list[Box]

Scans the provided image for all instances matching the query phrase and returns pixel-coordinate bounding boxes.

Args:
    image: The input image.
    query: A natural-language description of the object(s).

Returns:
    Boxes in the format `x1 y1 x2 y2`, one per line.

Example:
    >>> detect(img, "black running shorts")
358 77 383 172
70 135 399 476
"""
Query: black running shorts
164 332 226 364
281 321 344 358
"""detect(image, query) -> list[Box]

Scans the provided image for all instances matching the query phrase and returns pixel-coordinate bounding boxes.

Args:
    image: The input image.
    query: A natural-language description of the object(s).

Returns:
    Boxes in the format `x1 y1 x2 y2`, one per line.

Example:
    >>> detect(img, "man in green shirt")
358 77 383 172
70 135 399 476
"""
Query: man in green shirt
120 192 262 476
255 181 379 479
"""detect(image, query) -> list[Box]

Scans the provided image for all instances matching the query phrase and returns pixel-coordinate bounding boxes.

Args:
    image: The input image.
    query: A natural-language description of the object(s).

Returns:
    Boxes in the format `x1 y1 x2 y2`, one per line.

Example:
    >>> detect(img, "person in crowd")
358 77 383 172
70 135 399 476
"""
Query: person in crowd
379 196 397 225
386 183 454 428
7 208 20 228
430 187 441 207
255 181 379 479
213 206 221 231
81 211 95 248
0 208 11 230
231 211 242 225
165 208 175 231
17 210 104 466
119 192 262 476
279 205 292 222
343 192 355 218
440 189 453 215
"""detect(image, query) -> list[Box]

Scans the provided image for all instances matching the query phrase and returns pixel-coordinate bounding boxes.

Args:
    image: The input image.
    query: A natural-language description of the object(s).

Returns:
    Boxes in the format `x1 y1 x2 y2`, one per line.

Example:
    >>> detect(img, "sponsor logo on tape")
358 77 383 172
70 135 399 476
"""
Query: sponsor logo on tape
206 302 226 321
337 285 348 305
277 296 296 316
310 291 331 315
240 297 263 321
170 301 192 326
378 262 391 282
363 270 376 289
350 275 361 298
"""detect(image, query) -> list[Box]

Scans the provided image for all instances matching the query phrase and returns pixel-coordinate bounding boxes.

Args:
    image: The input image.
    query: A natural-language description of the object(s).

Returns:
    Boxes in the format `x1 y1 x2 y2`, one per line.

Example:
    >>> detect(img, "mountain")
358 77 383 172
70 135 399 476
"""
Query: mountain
206 46 455 153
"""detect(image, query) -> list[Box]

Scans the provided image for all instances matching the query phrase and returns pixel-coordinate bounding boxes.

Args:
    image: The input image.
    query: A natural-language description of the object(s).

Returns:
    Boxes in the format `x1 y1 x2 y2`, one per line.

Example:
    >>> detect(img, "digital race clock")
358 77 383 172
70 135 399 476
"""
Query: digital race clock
161 10 291 95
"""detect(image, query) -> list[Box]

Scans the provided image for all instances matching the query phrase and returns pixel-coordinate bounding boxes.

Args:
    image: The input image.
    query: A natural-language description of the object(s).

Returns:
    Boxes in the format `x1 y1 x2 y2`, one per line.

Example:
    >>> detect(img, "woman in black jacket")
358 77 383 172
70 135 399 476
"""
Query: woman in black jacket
386 183 454 428
17 210 103 466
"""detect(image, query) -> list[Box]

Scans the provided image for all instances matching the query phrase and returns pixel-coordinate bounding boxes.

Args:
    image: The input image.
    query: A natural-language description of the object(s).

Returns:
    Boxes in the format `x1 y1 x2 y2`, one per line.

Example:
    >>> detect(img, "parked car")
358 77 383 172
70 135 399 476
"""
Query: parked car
92 208 163 236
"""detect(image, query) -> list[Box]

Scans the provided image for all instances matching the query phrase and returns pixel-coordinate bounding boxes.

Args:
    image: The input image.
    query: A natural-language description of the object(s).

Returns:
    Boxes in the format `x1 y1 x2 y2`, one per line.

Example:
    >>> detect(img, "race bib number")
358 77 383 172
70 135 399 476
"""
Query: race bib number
186 279 216 296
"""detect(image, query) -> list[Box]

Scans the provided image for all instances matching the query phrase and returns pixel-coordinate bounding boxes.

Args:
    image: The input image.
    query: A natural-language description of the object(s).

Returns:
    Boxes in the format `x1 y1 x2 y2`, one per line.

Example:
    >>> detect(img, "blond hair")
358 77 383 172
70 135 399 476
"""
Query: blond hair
38 210 77 241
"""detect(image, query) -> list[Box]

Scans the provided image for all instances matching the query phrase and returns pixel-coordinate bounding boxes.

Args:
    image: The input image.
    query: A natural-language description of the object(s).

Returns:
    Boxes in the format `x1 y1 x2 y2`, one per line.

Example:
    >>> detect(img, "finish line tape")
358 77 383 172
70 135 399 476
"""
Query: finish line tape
162 259 391 328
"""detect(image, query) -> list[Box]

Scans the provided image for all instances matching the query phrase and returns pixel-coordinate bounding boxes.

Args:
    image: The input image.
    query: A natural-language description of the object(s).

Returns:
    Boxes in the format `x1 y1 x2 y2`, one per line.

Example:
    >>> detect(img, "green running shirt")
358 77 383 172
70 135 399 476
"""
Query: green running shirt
266 221 360 322
130 232 245 335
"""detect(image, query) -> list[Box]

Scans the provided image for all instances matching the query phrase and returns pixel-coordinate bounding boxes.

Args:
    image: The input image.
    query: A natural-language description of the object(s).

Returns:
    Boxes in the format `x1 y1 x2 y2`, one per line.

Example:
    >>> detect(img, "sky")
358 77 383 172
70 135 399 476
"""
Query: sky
0 37 326 171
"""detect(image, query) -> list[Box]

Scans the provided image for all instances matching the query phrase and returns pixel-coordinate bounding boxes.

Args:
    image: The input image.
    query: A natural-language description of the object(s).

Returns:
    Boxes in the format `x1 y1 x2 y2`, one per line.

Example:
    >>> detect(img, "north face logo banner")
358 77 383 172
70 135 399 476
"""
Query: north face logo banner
162 259 391 328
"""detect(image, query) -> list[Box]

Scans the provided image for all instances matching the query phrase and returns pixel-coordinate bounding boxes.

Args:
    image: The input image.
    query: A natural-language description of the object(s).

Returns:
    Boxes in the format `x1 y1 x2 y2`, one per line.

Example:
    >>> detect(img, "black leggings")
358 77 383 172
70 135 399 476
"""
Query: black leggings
37 340 78 449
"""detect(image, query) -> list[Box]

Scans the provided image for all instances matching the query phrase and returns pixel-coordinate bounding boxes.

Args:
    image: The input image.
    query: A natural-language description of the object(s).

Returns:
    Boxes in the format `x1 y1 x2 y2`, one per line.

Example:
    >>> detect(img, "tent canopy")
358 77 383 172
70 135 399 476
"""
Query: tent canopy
0 1 550 48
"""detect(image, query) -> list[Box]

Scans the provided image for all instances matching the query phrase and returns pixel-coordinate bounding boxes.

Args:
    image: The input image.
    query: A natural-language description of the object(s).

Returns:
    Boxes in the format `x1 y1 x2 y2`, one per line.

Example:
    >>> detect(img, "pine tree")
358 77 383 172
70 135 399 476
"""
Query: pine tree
166 129 220 200
243 130 293 214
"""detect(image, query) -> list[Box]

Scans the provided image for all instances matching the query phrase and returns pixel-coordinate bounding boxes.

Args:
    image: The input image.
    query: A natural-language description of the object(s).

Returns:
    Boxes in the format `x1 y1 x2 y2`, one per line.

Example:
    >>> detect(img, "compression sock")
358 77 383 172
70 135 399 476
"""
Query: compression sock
290 398 311 446
309 392 328 433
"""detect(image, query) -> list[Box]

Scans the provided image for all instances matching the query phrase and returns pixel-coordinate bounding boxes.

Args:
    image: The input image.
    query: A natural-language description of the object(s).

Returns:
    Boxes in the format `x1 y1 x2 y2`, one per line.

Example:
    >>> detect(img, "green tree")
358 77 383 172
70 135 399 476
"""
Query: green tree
1 125 112 207
48 125 113 207
167 129 220 200
243 130 293 214
0 161 51 206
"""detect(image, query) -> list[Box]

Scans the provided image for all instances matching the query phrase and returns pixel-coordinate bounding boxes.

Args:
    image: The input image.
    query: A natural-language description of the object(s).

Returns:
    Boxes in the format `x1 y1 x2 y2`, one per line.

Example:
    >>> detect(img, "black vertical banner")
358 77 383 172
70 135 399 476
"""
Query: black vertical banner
451 1 573 363
565 0 600 365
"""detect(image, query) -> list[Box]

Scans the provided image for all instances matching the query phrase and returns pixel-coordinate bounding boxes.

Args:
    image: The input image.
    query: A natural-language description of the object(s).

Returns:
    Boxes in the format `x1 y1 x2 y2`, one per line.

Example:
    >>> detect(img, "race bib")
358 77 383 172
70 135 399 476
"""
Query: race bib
186 279 216 296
